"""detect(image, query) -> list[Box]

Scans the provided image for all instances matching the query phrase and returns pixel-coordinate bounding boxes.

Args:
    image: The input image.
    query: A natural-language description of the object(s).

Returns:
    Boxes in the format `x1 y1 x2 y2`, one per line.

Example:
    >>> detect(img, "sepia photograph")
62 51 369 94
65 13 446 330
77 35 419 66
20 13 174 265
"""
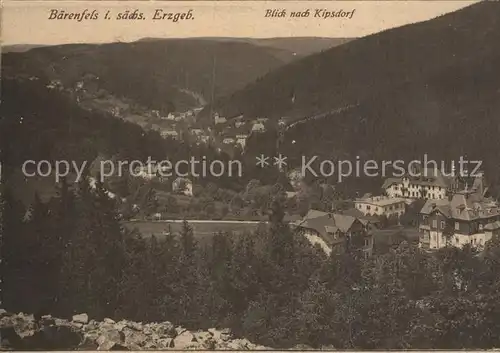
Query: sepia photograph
2 0 500 350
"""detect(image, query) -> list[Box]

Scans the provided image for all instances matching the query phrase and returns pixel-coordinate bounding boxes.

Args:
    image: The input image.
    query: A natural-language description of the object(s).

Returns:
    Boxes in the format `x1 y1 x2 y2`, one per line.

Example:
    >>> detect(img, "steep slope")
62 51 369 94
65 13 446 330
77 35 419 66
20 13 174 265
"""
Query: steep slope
228 1 500 195
210 2 500 121
2 39 293 113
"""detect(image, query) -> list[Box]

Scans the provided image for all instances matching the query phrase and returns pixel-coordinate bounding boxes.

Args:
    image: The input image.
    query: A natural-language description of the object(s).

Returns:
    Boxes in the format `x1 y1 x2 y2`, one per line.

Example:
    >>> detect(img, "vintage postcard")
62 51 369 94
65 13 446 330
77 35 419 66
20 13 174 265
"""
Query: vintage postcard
2 0 500 350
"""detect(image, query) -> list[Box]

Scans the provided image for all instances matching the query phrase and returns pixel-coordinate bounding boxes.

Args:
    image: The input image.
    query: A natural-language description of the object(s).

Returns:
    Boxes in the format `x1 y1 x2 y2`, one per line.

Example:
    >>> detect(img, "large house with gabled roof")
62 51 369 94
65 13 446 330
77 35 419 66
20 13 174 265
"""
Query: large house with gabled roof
294 210 373 258
382 166 457 202
418 175 500 250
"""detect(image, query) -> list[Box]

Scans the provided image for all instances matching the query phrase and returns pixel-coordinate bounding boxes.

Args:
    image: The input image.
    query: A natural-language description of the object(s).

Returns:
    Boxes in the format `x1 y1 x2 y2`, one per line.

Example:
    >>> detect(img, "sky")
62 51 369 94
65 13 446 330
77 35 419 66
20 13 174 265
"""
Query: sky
2 1 479 46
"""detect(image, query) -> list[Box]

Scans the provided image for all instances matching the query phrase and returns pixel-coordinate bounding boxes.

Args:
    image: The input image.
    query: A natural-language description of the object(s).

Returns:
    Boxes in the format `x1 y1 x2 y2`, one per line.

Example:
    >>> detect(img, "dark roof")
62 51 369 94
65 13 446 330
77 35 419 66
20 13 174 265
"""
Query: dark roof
420 189 500 221
297 209 360 246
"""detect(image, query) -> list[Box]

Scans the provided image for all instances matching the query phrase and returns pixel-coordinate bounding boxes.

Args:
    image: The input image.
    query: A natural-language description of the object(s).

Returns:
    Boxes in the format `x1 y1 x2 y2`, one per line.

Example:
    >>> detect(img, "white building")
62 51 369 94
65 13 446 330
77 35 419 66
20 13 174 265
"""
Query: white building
160 130 179 140
162 113 176 120
190 128 204 136
354 195 406 218
236 134 248 149
214 113 227 125
251 122 266 132
382 167 453 202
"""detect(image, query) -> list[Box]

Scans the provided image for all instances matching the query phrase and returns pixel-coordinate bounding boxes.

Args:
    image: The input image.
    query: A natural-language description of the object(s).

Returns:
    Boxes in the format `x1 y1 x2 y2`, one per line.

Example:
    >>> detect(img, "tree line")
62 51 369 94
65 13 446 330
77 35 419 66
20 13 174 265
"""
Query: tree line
3 174 500 349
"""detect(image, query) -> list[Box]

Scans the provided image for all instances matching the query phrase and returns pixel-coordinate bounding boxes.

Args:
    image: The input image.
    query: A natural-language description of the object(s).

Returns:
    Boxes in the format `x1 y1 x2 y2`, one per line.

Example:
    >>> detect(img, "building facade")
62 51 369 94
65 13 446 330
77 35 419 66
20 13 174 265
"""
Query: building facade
382 167 455 201
295 210 373 258
418 185 500 250
354 195 406 218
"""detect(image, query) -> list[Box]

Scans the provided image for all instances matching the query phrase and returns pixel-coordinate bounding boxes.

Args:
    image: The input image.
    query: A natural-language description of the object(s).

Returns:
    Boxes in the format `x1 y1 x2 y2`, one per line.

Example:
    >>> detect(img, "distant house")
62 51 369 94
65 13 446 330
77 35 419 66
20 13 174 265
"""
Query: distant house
161 130 179 140
214 113 227 125
46 79 63 90
278 116 291 128
295 210 373 257
251 122 266 132
236 134 249 149
190 128 204 136
151 124 162 132
162 113 176 121
418 177 500 250
199 135 210 144
354 195 406 218
172 178 193 196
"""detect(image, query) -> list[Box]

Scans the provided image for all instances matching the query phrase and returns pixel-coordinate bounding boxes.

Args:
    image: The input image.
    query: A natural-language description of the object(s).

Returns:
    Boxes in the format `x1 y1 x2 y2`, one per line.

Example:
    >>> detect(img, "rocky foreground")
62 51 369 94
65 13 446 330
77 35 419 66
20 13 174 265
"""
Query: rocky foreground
0 310 269 350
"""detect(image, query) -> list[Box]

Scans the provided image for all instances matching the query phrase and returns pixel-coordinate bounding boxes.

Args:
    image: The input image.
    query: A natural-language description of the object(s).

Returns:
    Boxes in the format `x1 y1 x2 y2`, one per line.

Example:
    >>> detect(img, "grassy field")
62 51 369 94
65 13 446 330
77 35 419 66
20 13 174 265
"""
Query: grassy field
123 220 268 239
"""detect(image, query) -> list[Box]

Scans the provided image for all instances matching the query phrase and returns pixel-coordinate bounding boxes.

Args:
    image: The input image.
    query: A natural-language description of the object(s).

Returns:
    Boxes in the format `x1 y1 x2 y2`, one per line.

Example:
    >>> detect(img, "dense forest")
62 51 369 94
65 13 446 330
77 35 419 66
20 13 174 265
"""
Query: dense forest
3 176 500 349
3 39 293 113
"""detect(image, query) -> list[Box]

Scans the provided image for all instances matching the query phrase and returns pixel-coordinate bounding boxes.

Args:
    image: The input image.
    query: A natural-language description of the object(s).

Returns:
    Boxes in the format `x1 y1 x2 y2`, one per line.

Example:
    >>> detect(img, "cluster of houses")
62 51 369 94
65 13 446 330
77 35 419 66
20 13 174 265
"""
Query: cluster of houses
293 165 500 256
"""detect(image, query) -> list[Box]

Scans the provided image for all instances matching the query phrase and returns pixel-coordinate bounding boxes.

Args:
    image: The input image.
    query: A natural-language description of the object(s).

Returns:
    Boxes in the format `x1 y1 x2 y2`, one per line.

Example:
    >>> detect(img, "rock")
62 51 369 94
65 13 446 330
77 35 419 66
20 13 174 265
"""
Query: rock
114 322 126 332
194 331 212 343
77 335 99 350
220 328 232 342
207 328 220 340
122 327 148 348
125 321 143 331
320 344 336 350
293 343 313 350
173 330 196 349
32 324 83 350
221 338 250 350
0 312 263 351
72 313 89 325
156 337 175 349
175 326 187 335
0 313 36 338
84 320 99 331
96 328 124 350
155 321 176 338
40 315 55 327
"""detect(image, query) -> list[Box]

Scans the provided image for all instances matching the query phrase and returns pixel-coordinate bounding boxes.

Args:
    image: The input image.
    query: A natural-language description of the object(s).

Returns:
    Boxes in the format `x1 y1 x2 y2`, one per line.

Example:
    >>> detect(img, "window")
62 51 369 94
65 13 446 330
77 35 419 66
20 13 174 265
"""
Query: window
432 220 437 228
367 205 371 210
440 221 445 229
364 238 370 247
455 222 459 230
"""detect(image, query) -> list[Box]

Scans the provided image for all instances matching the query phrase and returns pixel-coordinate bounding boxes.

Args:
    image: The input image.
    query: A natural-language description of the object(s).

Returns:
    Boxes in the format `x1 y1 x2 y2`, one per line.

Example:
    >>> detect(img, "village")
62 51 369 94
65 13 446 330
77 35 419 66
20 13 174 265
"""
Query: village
40 78 500 257
43 76 280 157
